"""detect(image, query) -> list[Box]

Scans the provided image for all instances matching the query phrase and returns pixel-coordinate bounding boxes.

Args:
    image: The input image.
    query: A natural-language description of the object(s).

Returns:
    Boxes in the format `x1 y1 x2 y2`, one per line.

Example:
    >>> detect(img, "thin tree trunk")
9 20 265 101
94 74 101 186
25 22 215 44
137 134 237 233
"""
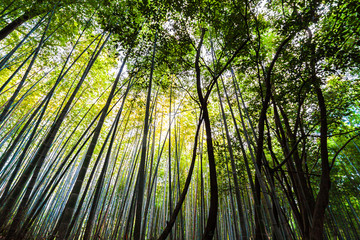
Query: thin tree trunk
133 32 157 240
216 79 248 239
194 28 218 240
310 84 330 240
53 40 134 239
254 34 293 239
83 79 132 239
0 11 52 124
156 113 203 240
308 29 331 239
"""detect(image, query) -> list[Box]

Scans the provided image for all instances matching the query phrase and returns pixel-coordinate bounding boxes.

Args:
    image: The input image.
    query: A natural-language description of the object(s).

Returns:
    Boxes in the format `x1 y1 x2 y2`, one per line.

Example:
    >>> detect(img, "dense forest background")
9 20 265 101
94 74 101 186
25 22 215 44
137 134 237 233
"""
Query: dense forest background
0 0 359 239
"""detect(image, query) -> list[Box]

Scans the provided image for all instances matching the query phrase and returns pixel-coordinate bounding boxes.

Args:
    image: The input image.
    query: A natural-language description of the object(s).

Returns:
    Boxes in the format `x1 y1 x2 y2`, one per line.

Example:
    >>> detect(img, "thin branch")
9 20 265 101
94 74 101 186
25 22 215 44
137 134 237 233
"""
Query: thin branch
330 132 360 170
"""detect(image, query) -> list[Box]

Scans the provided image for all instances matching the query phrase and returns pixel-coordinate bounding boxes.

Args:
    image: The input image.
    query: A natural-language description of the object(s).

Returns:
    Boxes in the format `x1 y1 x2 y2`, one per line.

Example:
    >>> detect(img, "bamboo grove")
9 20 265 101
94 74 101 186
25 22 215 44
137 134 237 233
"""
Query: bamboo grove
0 0 359 239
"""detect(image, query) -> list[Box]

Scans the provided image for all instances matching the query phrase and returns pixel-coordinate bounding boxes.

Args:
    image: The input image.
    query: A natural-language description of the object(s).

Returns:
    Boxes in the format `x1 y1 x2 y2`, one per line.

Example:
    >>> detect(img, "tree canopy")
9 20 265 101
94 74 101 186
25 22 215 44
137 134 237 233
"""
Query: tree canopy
0 0 359 239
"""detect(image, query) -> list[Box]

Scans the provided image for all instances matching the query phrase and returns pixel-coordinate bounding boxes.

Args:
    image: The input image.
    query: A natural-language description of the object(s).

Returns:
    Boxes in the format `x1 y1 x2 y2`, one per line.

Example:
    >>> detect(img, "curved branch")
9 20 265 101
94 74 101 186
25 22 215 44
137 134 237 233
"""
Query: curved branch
157 114 203 240
330 132 360 170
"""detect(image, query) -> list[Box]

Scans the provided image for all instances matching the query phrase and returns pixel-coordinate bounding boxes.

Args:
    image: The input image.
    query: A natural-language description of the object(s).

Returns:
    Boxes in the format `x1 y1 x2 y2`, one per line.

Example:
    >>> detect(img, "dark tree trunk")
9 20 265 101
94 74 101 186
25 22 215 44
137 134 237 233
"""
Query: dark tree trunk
254 34 293 239
308 32 331 239
0 13 34 41
194 29 218 240
309 84 331 240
